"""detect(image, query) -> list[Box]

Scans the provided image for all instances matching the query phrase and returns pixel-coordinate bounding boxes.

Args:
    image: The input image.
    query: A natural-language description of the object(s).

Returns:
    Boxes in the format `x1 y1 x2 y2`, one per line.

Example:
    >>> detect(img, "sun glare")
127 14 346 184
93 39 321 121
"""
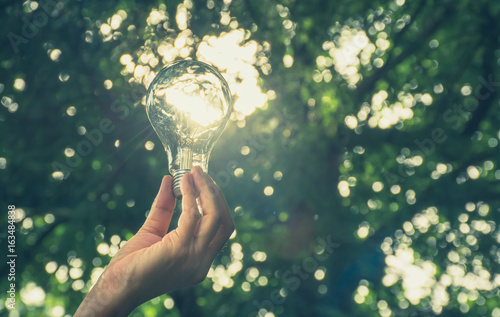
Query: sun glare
107 4 269 121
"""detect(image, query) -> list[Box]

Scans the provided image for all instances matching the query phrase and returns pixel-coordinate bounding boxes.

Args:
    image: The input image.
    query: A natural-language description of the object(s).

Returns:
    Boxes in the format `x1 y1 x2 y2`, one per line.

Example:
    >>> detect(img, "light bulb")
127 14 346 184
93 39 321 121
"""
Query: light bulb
146 60 233 199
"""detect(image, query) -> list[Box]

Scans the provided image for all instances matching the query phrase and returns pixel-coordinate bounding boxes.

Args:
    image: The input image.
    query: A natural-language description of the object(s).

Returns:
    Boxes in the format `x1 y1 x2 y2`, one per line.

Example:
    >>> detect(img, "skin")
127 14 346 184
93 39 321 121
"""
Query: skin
75 166 235 316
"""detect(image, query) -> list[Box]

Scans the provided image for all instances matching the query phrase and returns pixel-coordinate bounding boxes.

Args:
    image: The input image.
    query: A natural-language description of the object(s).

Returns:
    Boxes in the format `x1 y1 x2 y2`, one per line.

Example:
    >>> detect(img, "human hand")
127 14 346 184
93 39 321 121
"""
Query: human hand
75 166 235 316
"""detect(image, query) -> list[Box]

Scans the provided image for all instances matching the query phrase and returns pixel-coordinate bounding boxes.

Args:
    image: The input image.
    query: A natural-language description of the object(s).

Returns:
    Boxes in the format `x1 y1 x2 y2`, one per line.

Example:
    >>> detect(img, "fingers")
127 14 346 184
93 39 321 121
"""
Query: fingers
191 166 224 250
199 174 235 263
139 176 175 237
176 172 200 242
176 166 234 266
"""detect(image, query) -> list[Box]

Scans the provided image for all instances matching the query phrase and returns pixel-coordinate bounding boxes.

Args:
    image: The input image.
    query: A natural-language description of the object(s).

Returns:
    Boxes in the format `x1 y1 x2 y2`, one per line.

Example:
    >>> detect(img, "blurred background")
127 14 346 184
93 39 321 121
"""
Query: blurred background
1 0 499 316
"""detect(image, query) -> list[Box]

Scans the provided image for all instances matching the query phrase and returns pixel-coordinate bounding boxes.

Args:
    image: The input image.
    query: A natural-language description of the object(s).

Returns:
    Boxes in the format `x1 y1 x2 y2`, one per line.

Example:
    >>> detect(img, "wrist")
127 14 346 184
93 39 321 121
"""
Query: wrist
75 268 138 317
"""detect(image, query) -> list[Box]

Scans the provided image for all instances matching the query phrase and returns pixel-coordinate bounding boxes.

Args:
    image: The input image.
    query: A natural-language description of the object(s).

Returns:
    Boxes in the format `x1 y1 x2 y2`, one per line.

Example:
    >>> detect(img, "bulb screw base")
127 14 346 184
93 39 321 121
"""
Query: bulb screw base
172 169 190 200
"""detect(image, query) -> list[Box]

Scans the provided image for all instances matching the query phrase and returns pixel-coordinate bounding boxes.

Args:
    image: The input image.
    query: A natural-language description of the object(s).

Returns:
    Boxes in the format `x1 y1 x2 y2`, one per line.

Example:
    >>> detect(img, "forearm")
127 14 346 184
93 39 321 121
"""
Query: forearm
75 270 137 317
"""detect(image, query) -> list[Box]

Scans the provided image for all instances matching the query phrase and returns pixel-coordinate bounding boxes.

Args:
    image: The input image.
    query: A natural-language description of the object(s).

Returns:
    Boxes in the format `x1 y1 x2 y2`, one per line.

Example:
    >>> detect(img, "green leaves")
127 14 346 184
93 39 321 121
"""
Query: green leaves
1 0 499 316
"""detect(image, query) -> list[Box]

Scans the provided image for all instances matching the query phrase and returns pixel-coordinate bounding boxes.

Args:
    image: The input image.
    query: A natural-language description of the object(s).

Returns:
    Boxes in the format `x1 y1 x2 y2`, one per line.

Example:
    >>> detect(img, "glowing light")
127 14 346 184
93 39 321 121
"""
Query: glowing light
494 308 500 317
234 168 244 177
412 207 439 232
59 73 70 82
51 306 65 317
258 276 268 286
242 282 251 292
273 171 283 180
70 258 82 268
66 106 77 116
372 181 384 192
69 267 83 279
314 269 326 280
50 49 61 61
384 248 437 305
283 55 294 68
337 180 350 197
116 4 270 121
461 85 472 96
23 217 33 229
459 223 470 234
176 5 188 30
264 186 274 196
77 126 87 135
45 261 58 274
110 14 123 30
110 235 121 245
357 225 369 239
164 297 175 309
14 78 26 91
252 251 267 262
421 93 433 106
467 166 480 179
104 79 113 89
434 83 444 93
100 23 111 35
354 294 365 304
65 147 75 157
72 280 85 291
465 202 475 212
120 54 132 65
247 267 259 281
478 204 489 216
323 28 371 86
241 146 250 155
145 141 155 151
91 267 104 284
406 189 416 205
229 230 237 239
345 115 358 129
458 213 468 223
52 171 64 180
55 265 69 283
197 29 267 117
227 260 243 275
97 243 109 255
156 88 224 126
357 285 369 296
436 163 447 174
390 185 401 194
403 222 414 234
71 279 85 292
14 208 25 222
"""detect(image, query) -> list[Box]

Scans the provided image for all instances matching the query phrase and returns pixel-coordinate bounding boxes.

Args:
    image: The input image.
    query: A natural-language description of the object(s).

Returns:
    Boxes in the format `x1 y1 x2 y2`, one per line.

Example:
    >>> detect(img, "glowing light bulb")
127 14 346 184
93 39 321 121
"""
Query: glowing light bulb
146 60 233 199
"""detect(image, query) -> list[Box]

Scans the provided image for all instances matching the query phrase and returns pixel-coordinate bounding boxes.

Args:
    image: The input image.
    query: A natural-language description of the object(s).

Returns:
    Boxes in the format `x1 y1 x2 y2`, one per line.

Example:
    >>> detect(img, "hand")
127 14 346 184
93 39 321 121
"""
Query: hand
75 166 235 316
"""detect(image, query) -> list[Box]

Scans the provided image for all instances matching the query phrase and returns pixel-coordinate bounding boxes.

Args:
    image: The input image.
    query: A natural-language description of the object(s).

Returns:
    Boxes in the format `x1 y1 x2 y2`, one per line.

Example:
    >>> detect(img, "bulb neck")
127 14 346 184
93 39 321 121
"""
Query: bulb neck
179 148 193 169
172 169 190 200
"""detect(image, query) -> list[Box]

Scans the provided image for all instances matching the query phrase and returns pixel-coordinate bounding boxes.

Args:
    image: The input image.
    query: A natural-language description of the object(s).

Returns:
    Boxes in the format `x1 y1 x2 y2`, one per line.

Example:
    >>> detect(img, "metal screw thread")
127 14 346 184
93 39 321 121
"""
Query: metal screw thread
172 169 190 200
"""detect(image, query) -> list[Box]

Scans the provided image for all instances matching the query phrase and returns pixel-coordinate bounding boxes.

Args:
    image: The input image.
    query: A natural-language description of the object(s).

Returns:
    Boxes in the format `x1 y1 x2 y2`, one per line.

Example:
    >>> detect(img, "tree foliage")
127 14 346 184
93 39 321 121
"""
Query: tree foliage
1 0 499 316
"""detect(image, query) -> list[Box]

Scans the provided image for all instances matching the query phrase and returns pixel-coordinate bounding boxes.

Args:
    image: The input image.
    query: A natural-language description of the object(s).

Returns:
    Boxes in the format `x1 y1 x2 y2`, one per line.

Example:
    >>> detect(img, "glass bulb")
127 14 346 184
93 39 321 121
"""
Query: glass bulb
146 60 233 199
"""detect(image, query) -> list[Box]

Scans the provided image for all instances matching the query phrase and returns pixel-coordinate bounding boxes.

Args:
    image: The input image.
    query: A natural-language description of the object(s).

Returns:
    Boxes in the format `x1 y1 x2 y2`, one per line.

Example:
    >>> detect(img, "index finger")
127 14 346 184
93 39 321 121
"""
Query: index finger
175 172 200 243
